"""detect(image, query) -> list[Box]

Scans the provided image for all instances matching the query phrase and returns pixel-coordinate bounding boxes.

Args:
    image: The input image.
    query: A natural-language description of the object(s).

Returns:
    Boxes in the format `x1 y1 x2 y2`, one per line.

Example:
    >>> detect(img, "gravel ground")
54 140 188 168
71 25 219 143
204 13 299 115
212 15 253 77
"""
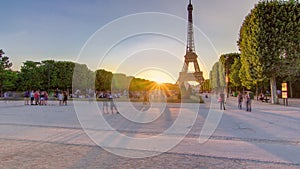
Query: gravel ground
0 139 299 169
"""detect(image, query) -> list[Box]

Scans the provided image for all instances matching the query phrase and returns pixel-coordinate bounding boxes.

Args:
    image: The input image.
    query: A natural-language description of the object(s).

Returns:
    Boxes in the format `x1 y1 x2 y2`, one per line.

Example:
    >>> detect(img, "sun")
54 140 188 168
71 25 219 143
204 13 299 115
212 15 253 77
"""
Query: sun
153 76 167 84
135 68 176 84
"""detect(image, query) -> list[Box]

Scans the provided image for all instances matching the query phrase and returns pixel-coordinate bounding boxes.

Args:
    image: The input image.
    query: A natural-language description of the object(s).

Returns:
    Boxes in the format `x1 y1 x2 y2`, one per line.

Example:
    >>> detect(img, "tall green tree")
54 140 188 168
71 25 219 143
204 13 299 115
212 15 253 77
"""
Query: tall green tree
238 0 299 103
229 57 242 91
219 53 240 92
18 61 43 90
95 69 113 91
201 79 211 92
0 49 13 95
210 61 225 92
2 70 18 91
72 63 94 92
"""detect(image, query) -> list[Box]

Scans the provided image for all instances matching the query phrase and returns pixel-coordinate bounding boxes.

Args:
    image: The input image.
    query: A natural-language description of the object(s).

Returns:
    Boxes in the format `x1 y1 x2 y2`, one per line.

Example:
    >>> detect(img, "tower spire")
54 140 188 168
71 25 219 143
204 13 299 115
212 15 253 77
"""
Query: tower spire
186 0 195 53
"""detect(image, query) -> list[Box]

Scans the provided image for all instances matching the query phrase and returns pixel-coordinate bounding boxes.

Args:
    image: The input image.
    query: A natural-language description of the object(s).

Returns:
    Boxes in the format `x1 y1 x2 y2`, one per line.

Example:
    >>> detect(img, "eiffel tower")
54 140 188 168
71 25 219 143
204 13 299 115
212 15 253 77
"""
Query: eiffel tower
177 0 204 87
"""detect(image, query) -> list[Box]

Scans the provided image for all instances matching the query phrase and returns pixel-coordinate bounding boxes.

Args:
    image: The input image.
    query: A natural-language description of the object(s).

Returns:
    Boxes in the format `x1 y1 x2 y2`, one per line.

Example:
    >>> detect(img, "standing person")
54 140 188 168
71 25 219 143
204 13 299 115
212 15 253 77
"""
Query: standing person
3 91 8 103
44 91 49 106
55 88 59 98
24 90 30 105
102 91 109 114
63 91 68 106
219 92 226 110
143 90 150 105
237 92 243 109
30 90 35 105
58 91 63 106
108 92 119 114
245 92 252 112
34 90 40 105
40 91 45 105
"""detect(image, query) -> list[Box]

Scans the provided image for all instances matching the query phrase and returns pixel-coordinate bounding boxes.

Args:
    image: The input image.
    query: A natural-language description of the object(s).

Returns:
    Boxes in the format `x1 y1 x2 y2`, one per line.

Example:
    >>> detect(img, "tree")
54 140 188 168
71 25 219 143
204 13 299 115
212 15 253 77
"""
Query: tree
112 73 128 91
2 70 18 91
18 61 43 91
201 79 211 92
95 69 113 91
72 63 94 93
229 57 242 91
0 49 13 96
219 53 240 93
210 61 225 92
238 0 299 103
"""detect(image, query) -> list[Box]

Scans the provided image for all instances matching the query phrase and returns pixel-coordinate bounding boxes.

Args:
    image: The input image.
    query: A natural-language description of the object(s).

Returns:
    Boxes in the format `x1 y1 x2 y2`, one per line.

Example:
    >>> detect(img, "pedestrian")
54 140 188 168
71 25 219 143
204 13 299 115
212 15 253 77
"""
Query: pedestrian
34 90 40 105
55 88 59 98
245 92 252 112
58 91 63 106
219 92 226 110
30 90 34 105
44 91 49 105
237 92 243 109
24 90 30 105
143 90 150 105
3 91 8 103
63 91 68 106
102 91 109 114
108 92 119 114
40 91 45 105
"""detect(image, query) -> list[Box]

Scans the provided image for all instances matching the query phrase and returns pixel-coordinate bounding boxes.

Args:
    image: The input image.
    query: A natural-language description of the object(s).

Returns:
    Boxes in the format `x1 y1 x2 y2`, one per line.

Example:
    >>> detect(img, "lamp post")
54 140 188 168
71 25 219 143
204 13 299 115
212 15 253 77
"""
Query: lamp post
45 63 51 93
48 64 50 92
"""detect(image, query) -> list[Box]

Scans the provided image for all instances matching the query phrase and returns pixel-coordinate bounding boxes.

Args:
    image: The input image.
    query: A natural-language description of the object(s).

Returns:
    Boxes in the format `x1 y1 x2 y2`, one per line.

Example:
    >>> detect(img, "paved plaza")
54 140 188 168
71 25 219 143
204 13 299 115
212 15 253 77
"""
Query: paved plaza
0 96 300 169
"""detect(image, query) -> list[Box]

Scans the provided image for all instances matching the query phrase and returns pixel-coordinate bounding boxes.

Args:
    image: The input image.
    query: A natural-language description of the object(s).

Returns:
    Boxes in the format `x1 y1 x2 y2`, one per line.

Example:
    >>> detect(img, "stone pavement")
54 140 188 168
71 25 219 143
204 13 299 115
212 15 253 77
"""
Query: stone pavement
0 99 299 169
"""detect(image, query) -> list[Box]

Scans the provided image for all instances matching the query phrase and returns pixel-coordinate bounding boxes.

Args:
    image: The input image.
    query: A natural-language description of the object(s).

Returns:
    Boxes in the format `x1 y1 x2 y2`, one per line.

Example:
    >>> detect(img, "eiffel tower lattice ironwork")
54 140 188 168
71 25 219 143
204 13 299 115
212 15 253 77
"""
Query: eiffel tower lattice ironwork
177 0 204 86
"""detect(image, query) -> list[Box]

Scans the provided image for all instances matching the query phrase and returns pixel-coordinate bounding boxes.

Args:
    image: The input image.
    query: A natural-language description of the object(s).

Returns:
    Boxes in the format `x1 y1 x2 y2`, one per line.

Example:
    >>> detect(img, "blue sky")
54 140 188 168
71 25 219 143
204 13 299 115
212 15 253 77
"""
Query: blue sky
0 0 259 83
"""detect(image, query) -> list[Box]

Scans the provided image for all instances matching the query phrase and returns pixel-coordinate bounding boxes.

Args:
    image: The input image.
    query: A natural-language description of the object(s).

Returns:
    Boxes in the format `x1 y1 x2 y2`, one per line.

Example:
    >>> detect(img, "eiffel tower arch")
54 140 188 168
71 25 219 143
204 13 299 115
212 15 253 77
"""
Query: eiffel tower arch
177 0 204 89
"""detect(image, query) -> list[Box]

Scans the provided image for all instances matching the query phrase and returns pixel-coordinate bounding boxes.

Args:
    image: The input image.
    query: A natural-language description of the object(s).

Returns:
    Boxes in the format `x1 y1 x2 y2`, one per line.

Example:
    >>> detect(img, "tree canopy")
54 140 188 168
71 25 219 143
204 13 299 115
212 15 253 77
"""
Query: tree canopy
238 0 300 103
0 49 13 95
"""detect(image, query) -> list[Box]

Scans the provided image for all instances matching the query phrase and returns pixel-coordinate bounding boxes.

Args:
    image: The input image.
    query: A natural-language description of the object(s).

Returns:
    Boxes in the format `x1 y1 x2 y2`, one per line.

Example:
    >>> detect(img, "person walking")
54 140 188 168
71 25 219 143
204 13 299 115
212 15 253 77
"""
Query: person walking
108 92 119 114
102 91 109 114
219 92 226 110
245 92 252 112
237 92 243 109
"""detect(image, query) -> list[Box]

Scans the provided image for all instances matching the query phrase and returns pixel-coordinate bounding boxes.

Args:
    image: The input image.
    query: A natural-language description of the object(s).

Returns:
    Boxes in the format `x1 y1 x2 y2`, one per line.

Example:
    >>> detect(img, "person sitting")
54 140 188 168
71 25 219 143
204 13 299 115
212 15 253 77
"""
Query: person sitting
259 93 265 102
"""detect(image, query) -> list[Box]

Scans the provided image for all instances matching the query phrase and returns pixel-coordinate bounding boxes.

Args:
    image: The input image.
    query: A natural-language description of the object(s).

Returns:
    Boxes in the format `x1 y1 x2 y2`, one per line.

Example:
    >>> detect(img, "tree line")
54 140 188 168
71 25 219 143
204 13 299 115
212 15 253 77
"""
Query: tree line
0 49 179 97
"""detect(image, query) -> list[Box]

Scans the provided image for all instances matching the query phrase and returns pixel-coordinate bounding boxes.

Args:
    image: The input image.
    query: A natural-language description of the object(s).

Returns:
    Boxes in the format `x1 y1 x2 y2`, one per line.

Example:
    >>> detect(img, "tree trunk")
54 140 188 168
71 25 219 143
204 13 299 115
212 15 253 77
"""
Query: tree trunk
270 75 278 104
256 84 259 101
289 81 293 98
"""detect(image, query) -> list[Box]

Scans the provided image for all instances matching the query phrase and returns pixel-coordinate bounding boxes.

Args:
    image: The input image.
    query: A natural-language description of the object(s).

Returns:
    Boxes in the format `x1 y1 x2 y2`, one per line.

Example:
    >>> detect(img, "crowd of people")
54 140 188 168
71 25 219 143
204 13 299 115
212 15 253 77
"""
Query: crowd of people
21 89 120 114
236 91 252 112
99 91 119 114
23 89 68 106
217 91 253 112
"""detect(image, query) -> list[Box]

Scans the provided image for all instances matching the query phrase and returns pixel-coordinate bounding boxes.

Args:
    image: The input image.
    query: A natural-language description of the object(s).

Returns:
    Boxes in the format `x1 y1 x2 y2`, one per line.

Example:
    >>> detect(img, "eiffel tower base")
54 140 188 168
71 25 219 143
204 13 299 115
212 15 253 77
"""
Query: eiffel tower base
179 83 193 99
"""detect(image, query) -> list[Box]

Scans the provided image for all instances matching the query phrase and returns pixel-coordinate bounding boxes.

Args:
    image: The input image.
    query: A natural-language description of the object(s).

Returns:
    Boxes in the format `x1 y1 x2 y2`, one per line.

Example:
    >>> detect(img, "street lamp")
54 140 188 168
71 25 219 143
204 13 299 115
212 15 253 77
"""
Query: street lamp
48 64 50 92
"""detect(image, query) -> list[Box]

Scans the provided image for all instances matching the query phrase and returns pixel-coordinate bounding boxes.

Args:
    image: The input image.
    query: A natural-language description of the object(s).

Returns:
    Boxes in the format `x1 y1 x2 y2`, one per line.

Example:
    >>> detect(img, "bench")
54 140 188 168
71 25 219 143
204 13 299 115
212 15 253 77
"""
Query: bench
259 97 270 103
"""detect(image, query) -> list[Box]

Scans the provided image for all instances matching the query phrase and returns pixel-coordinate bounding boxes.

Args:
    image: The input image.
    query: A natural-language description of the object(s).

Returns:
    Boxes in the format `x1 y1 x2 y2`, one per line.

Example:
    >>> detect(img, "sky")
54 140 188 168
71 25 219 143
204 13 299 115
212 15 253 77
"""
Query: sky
0 0 259 83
